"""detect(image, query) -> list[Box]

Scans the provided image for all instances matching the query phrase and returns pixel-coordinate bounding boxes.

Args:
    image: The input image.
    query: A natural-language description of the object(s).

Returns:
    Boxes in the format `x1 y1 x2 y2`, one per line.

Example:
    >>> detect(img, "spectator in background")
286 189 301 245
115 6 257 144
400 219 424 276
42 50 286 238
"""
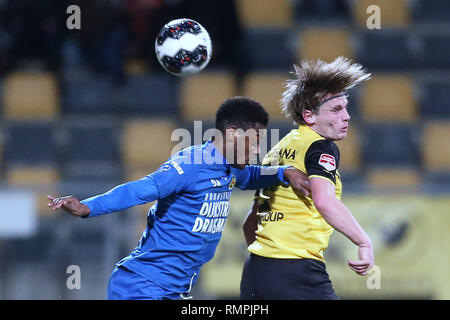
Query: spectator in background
1 0 67 73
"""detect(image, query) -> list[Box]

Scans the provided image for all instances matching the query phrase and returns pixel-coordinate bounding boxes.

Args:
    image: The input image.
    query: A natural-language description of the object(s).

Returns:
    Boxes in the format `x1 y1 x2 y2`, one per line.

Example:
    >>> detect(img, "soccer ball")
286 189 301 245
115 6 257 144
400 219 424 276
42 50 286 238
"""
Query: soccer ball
155 18 212 76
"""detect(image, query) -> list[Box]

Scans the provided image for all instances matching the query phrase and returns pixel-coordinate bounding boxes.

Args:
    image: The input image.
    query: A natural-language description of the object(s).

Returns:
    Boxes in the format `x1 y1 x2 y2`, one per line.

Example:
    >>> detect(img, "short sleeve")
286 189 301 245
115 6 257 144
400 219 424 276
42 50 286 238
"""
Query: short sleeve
304 140 340 185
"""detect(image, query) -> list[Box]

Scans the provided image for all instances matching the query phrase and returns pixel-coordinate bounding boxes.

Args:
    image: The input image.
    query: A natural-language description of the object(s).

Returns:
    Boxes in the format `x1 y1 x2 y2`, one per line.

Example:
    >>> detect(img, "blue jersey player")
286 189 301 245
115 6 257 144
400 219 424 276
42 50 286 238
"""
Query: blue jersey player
48 97 310 300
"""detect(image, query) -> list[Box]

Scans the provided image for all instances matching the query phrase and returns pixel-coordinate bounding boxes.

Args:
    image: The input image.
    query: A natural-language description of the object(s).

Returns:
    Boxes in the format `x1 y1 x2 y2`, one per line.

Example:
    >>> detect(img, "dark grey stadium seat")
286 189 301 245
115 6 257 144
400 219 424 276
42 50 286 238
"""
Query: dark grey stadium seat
112 74 179 116
295 0 350 22
420 33 450 69
241 29 294 72
4 121 57 165
362 123 420 167
63 68 114 114
419 78 450 118
413 0 450 23
356 31 417 71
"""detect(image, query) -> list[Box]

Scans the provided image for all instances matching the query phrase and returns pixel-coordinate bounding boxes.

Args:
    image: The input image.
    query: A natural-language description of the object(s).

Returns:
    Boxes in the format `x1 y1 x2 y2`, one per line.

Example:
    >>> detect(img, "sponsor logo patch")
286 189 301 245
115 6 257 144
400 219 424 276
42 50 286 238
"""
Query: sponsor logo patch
318 154 336 171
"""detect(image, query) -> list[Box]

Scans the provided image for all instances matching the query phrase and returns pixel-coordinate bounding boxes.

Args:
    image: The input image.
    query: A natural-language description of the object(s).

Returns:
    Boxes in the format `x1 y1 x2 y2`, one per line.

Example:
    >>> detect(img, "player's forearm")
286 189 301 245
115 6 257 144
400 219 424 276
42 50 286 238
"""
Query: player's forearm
315 197 372 248
81 177 160 218
235 165 290 190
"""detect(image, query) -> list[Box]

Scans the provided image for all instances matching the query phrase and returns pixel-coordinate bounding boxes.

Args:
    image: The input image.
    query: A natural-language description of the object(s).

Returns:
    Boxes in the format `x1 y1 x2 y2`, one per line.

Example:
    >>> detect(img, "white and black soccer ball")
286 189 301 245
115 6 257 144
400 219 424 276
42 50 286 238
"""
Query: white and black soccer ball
155 18 212 76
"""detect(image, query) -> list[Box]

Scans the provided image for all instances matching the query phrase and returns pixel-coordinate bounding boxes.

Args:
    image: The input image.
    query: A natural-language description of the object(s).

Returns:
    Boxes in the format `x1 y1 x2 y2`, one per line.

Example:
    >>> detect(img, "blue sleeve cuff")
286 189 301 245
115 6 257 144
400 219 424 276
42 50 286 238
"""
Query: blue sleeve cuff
80 200 94 218
277 166 291 185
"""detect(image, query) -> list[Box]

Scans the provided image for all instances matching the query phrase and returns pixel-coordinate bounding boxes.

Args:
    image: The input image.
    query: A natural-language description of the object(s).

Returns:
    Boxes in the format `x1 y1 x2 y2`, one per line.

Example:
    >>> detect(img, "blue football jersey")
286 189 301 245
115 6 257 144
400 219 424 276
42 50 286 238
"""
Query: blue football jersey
81 140 289 296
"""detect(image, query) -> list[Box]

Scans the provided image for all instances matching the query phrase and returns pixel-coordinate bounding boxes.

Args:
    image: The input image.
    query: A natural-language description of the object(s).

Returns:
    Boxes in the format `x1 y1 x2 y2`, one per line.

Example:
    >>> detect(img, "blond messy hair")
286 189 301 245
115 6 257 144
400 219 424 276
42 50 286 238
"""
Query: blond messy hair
280 56 371 125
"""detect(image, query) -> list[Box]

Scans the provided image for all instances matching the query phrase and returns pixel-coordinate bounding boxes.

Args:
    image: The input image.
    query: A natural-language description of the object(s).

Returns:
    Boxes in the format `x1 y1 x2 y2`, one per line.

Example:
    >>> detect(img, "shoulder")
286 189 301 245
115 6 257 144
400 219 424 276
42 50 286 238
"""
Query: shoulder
305 139 340 171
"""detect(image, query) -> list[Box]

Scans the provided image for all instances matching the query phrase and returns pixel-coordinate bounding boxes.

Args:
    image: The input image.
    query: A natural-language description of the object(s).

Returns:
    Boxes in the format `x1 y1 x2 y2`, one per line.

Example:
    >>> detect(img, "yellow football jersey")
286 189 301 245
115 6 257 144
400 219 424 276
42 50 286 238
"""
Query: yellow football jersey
248 125 342 262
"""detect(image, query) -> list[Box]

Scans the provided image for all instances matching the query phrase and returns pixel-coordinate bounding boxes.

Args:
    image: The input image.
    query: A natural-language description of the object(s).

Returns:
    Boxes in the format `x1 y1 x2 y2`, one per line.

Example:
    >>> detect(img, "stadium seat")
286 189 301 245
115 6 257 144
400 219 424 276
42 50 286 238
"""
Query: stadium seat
420 33 450 69
180 72 237 121
366 167 421 188
63 119 121 181
241 29 294 72
66 119 119 163
352 0 410 28
63 67 114 113
335 125 362 172
121 118 177 169
4 121 57 165
422 121 450 171
235 0 293 28
242 72 288 122
6 166 59 187
295 0 350 22
418 77 450 118
359 74 417 122
2 71 59 120
356 31 417 71
298 28 353 63
362 123 420 167
413 0 450 23
113 74 178 116
5 166 60 218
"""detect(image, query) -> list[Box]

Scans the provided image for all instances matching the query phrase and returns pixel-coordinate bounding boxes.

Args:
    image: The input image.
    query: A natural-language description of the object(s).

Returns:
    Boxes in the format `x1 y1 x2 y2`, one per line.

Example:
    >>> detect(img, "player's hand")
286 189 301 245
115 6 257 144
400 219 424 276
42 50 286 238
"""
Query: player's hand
47 195 90 218
348 243 374 276
283 167 311 196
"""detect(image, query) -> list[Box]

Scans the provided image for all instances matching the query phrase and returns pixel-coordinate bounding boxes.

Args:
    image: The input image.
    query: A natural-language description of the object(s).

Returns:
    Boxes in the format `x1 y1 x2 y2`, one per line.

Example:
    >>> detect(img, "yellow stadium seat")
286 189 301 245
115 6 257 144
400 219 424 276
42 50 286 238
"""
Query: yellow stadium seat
352 0 410 28
335 125 362 172
3 71 59 120
422 121 450 171
180 72 237 121
242 72 287 121
6 166 60 218
366 167 421 187
121 118 177 168
298 28 354 63
235 0 293 28
6 166 60 187
359 74 416 122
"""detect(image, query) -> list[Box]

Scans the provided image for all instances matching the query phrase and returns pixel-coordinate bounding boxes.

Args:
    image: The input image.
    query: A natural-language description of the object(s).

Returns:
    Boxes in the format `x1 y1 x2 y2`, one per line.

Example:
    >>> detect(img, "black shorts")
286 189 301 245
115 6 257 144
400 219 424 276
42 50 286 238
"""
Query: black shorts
240 254 338 300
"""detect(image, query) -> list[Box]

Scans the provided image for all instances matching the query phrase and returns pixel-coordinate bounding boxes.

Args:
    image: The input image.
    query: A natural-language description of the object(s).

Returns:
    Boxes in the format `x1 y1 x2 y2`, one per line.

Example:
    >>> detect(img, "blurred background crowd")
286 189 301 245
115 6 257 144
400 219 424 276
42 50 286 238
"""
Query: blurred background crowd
0 0 449 299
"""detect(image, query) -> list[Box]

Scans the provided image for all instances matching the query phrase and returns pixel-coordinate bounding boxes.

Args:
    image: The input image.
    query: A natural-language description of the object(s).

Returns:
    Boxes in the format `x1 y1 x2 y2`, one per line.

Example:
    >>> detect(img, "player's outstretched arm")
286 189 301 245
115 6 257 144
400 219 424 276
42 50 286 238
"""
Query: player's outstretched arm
234 165 310 196
310 177 374 276
47 195 90 217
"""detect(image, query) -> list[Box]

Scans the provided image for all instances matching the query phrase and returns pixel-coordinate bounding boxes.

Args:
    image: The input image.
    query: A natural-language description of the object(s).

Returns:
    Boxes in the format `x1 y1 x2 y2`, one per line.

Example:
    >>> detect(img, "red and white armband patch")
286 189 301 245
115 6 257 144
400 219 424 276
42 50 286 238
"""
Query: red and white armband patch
318 154 336 171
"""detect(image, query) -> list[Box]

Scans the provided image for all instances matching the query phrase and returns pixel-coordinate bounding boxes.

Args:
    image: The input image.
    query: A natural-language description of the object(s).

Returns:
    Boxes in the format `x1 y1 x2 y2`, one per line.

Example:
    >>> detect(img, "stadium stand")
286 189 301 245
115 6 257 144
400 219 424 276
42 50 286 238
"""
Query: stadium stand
418 76 450 118
63 119 121 181
366 167 421 188
3 121 57 165
294 0 350 23
121 118 177 169
240 28 294 72
359 74 417 122
113 73 178 116
356 30 417 71
62 67 114 114
180 72 237 121
2 71 59 120
362 123 420 167
242 72 288 121
235 0 293 28
352 0 410 28
422 121 450 171
298 27 354 62
413 0 450 23
420 32 450 69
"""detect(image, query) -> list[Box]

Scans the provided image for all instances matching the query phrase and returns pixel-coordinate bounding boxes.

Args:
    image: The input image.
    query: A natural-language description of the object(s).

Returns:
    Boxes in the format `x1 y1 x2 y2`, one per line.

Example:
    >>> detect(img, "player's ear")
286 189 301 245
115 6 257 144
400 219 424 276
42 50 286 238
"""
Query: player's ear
302 110 315 125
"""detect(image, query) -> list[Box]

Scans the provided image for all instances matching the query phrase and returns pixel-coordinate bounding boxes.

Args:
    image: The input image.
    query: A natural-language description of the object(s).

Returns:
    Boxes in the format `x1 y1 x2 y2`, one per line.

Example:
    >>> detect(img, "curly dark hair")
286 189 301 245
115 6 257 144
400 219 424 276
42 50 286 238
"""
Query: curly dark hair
215 96 269 132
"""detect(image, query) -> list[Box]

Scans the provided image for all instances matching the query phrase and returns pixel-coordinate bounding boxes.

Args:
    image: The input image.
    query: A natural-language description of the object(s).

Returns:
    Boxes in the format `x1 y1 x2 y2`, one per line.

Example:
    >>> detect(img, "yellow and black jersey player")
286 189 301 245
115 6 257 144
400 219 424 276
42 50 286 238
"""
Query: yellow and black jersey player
240 57 375 300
